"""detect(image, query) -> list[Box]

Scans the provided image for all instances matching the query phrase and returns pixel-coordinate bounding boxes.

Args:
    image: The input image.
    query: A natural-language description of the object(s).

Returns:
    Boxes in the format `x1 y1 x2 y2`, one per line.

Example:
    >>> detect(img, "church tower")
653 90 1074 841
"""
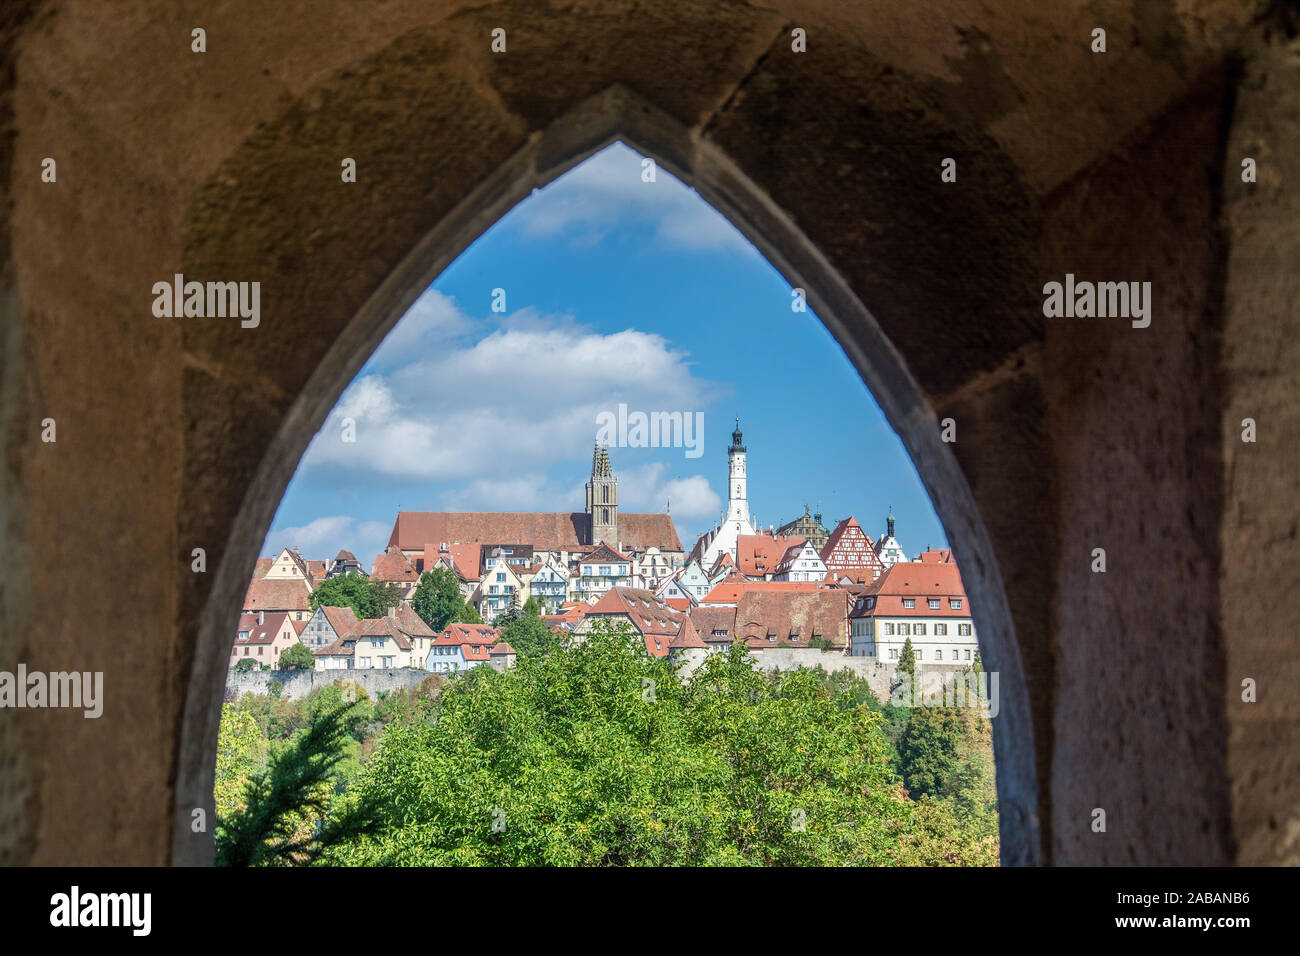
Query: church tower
727 419 751 530
585 443 618 546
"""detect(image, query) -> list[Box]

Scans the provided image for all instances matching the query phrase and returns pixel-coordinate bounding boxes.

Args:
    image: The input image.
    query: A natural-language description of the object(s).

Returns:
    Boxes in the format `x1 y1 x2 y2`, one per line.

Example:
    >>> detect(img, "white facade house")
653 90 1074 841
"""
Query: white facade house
771 540 828 582
631 546 677 591
569 542 631 604
848 562 977 663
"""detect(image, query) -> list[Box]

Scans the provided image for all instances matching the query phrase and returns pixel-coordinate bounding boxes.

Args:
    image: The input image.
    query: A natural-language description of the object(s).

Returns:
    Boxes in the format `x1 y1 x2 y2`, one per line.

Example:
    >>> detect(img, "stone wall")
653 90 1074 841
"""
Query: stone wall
224 668 439 702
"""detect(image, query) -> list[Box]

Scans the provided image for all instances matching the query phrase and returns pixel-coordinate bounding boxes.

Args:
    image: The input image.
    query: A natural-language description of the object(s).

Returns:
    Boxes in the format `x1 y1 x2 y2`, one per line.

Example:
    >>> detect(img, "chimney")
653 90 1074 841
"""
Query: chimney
258 610 264 625
389 606 396 618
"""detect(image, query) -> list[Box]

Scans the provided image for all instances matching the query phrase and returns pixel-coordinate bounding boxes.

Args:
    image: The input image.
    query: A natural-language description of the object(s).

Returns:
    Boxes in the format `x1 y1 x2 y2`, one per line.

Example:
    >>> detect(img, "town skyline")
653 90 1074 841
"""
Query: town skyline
261 143 949 567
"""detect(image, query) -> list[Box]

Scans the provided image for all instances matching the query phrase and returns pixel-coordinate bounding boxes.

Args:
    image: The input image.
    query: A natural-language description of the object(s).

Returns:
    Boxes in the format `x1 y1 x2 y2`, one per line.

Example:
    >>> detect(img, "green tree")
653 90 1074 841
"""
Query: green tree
498 612 559 660
521 596 541 617
279 642 316 671
233 657 258 672
412 567 467 632
216 702 379 866
214 704 267 818
321 620 993 867
896 636 917 705
309 572 378 619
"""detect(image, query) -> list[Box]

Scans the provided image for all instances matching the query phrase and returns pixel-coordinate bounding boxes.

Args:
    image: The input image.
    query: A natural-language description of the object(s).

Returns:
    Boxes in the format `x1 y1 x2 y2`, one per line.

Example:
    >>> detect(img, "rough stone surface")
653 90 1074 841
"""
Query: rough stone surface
0 0 1293 866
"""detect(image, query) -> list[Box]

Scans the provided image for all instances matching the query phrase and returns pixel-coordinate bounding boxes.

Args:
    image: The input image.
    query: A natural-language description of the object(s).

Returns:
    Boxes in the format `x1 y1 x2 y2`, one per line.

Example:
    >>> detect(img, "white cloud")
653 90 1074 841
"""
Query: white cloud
511 142 758 255
263 515 392 565
613 462 722 550
366 289 477 371
299 314 721 482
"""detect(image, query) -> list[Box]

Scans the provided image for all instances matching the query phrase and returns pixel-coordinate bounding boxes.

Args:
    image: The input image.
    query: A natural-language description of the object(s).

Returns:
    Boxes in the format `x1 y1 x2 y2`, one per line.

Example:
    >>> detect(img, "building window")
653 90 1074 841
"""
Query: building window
258 647 263 655
889 648 898 659
903 598 915 608
928 599 940 609
936 650 943 660
915 623 926 636
885 623 895 635
935 623 947 636
964 649 972 660
914 650 922 660
950 599 963 610
496 572 506 582
899 623 910 636
953 648 959 659
959 624 972 636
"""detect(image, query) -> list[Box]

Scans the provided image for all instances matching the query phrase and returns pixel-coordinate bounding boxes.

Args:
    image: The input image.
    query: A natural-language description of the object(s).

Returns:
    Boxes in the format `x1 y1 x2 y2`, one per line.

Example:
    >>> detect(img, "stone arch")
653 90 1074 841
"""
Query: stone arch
174 83 1040 865
3 0 1293 867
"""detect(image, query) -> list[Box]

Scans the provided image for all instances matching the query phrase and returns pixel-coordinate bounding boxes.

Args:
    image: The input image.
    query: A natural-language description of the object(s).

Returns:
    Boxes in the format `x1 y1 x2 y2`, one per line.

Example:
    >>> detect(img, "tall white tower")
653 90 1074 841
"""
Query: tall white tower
727 419 750 530
698 419 756 570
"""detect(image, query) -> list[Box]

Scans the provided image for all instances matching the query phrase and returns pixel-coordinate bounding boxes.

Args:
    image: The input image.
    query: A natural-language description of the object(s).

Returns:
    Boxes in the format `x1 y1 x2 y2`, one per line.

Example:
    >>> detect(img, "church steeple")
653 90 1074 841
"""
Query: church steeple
586 443 618 545
886 507 895 540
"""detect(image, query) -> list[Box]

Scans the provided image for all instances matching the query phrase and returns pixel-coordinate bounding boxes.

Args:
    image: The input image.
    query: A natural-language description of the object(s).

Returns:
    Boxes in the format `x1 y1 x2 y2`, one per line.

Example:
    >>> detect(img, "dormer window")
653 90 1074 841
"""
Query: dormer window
903 598 915 609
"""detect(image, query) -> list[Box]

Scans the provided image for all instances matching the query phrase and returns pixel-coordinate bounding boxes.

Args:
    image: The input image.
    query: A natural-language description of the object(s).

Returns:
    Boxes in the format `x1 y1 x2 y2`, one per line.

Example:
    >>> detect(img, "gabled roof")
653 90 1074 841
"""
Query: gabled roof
582 541 630 564
320 605 360 640
243 577 312 613
253 558 273 579
235 611 293 645
735 534 804 577
490 642 516 656
819 517 882 569
388 512 682 553
290 619 308 636
353 616 413 650
370 546 418 583
773 540 824 576
394 602 436 638
585 587 683 654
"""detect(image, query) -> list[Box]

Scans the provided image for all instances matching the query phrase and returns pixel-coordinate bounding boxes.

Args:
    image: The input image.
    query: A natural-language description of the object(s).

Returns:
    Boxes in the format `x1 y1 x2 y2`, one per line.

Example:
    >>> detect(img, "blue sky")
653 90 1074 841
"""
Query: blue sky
262 143 947 566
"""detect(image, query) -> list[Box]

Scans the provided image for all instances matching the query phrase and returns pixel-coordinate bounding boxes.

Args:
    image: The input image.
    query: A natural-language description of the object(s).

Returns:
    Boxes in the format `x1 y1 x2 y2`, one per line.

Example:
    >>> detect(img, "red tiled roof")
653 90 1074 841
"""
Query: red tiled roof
388 512 682 553
370 546 418 583
394 602 436 637
734 534 803 577
290 619 308 636
320 605 360 640
917 548 954 564
700 577 820 606
490 642 516 656
688 606 736 641
669 614 707 649
253 558 273 579
664 597 691 612
243 577 312 613
235 611 293 645
849 562 969 617
434 623 501 646
584 587 684 655
734 589 851 647
353 616 413 651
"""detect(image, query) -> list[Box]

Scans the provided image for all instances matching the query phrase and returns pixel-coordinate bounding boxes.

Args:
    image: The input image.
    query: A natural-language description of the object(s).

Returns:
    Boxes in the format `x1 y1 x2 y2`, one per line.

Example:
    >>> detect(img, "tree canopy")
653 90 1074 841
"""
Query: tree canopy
308 571 398 619
412 567 480 632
